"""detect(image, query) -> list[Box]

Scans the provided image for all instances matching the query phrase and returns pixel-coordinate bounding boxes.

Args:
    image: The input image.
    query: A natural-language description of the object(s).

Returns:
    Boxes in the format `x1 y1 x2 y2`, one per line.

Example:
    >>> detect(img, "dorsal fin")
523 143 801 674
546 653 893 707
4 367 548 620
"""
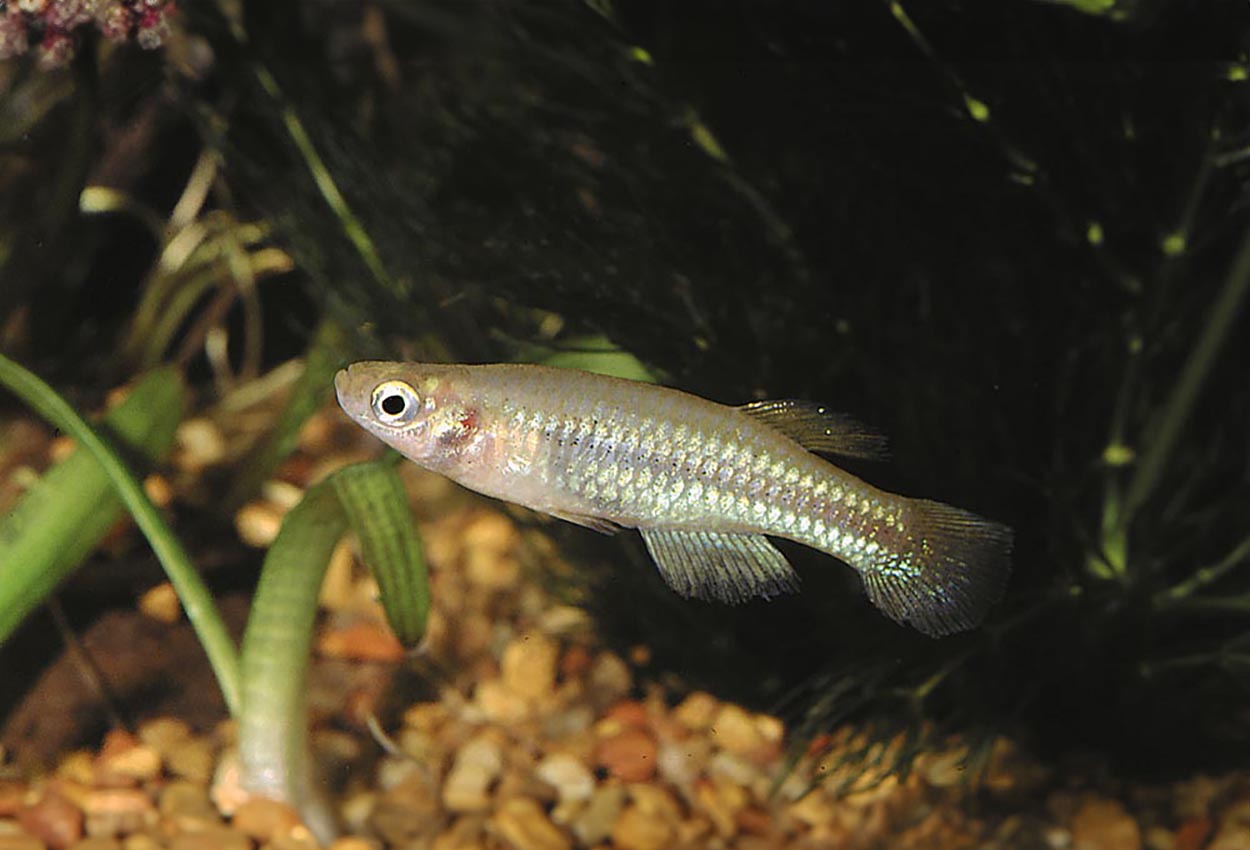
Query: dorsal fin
737 399 889 461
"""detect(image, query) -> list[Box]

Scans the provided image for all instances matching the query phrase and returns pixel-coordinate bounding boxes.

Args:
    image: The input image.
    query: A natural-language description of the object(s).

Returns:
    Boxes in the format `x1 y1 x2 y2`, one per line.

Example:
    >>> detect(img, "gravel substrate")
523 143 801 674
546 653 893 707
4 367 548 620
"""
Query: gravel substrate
3 407 1249 850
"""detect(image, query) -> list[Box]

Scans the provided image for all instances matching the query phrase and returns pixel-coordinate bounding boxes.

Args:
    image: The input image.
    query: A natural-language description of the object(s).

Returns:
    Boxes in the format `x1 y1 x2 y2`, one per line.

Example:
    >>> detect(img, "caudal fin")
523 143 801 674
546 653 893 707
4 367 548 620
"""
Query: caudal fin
860 499 1012 637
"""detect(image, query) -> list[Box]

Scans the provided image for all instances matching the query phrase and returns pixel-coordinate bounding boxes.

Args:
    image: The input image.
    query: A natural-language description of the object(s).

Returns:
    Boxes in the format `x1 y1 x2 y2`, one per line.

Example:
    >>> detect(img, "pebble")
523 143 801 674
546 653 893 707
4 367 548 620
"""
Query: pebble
611 804 674 850
708 704 765 757
164 740 214 785
230 797 302 842
1071 798 1141 850
442 734 504 813
475 679 530 724
673 692 720 732
492 797 570 850
18 788 82 849
137 583 181 624
534 754 595 803
136 719 191 756
327 839 381 850
596 729 657 783
0 780 27 817
1209 825 1250 850
68 839 121 850
157 781 219 830
586 653 632 705
80 790 155 838
165 825 250 850
368 775 440 846
316 620 405 662
96 733 161 784
175 419 227 471
0 835 44 850
572 786 624 846
501 633 560 703
695 776 747 839
234 501 283 548
657 739 708 788
0 837 46 850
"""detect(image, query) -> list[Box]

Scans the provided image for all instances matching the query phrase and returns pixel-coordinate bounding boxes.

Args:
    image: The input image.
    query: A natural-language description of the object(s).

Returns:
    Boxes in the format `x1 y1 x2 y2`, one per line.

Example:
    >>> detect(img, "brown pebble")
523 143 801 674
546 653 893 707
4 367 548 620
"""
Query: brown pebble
81 789 155 838
20 787 83 850
137 583 181 625
695 777 746 839
672 692 719 732
327 839 380 850
231 797 302 842
586 653 632 704
1071 798 1141 850
534 754 595 804
709 704 765 757
164 740 214 785
559 646 592 680
157 781 219 830
141 475 173 509
0 835 48 850
0 780 26 817
443 734 504 813
572 786 624 847
96 732 161 784
492 797 570 850
1209 824 1250 850
166 825 251 850
475 680 530 724
67 839 121 850
596 730 657 783
316 620 405 662
175 419 227 470
501 633 560 703
1174 817 1211 850
603 701 648 730
136 718 191 756
235 501 284 548
611 804 673 850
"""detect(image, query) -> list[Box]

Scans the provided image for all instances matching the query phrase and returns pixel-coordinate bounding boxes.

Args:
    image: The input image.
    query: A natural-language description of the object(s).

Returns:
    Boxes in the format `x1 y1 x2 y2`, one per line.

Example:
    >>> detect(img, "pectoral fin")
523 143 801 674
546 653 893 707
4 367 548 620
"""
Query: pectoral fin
737 399 888 460
638 528 799 603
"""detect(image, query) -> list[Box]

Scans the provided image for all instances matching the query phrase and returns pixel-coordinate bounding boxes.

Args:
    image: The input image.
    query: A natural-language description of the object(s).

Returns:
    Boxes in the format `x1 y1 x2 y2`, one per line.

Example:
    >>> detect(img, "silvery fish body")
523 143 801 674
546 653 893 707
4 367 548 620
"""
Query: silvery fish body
334 361 1011 636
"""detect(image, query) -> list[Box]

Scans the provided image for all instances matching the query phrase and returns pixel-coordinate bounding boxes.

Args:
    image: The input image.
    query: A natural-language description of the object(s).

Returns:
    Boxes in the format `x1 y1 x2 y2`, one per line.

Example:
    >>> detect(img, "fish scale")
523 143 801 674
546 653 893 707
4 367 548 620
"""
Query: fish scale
335 361 1012 637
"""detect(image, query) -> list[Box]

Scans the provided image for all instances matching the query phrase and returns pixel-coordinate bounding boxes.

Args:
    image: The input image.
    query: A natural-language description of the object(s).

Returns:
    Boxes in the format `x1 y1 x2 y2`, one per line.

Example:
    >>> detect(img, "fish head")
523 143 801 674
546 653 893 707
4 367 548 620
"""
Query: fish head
334 361 483 467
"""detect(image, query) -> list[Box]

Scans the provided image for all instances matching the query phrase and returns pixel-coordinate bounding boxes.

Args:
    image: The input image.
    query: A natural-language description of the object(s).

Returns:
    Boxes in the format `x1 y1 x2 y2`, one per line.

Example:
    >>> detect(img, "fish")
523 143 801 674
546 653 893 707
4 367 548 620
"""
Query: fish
334 361 1012 636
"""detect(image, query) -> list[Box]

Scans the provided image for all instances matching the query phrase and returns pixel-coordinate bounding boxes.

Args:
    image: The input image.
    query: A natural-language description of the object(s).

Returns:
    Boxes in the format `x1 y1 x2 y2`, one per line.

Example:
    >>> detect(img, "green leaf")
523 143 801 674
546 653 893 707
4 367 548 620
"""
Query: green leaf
238 459 428 843
0 367 186 644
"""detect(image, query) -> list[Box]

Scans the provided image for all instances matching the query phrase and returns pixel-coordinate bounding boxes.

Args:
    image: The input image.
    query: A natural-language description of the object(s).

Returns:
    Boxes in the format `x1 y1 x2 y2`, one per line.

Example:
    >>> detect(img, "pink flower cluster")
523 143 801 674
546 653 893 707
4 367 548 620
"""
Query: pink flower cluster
0 0 176 68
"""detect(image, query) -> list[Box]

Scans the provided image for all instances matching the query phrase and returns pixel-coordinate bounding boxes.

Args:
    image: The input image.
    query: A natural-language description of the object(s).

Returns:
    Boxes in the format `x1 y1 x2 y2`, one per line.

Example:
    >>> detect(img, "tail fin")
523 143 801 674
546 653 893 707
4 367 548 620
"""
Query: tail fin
860 499 1012 637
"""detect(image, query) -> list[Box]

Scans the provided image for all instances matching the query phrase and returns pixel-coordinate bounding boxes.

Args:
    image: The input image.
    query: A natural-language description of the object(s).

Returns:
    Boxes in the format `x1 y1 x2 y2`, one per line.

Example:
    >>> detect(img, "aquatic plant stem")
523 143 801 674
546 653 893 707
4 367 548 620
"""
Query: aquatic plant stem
0 353 242 715
1124 231 1250 519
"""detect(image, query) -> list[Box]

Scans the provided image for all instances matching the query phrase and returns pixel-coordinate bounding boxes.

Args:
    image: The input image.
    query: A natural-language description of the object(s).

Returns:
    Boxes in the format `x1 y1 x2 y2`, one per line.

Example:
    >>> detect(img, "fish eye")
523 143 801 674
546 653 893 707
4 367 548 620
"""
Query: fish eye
370 380 422 426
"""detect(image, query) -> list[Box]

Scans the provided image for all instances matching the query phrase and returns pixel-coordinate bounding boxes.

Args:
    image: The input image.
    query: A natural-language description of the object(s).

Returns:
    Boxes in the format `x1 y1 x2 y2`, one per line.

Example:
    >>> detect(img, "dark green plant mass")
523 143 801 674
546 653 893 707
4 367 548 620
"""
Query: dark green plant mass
2 0 1248 782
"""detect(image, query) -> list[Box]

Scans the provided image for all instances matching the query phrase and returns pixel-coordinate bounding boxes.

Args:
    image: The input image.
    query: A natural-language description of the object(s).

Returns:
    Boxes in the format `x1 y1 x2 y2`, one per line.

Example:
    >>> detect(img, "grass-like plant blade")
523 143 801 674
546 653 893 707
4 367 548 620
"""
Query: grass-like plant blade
0 353 241 715
238 477 347 843
238 459 428 841
0 367 186 644
226 320 347 509
331 459 429 647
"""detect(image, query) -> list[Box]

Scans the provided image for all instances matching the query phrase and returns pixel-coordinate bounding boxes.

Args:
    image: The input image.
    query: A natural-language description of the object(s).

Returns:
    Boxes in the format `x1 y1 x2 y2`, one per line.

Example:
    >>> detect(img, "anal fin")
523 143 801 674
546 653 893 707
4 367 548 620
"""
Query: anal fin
638 528 799 604
738 399 888 460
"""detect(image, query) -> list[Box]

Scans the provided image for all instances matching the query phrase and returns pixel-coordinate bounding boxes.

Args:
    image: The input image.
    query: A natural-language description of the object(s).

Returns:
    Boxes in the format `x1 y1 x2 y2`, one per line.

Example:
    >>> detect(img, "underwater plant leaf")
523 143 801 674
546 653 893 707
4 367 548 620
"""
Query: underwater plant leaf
238 476 346 844
226 319 349 508
0 354 241 715
0 367 185 645
331 458 430 648
238 458 429 843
